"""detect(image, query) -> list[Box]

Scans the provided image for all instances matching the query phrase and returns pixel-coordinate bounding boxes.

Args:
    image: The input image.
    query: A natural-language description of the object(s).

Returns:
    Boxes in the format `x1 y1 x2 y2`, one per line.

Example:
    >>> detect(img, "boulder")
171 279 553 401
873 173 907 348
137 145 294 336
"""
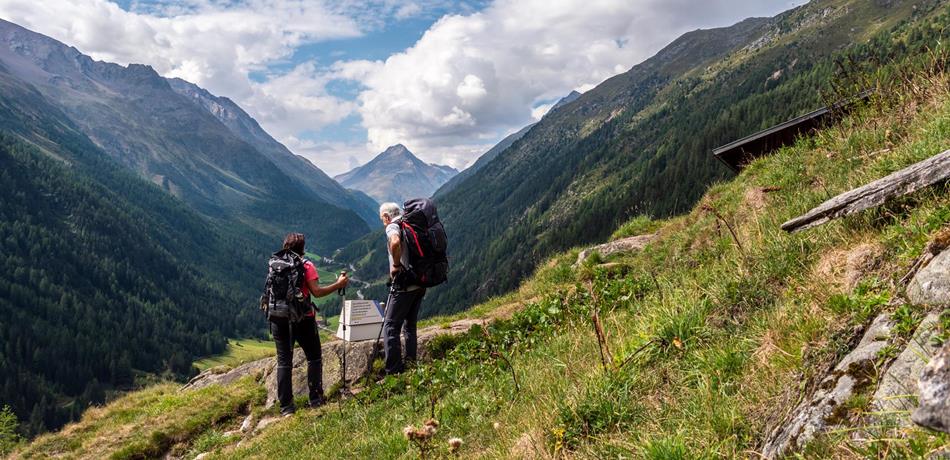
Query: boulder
908 249 950 306
239 414 254 433
869 313 942 420
261 319 487 408
760 313 895 459
263 339 379 409
576 233 657 265
182 317 488 410
181 356 274 392
913 338 950 433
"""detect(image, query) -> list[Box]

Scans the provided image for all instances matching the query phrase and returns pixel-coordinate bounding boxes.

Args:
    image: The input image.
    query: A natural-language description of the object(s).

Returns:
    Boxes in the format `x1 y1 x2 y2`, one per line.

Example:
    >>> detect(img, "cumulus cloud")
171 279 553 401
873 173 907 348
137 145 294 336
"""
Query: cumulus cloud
0 0 796 172
245 62 357 140
284 136 376 177
336 0 794 169
0 0 367 148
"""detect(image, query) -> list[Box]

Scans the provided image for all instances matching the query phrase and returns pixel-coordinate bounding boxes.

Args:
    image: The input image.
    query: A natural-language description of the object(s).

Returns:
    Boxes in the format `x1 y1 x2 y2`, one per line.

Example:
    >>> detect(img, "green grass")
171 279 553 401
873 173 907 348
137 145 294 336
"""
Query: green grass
318 314 340 342
305 251 346 282
17 378 263 459
194 339 275 371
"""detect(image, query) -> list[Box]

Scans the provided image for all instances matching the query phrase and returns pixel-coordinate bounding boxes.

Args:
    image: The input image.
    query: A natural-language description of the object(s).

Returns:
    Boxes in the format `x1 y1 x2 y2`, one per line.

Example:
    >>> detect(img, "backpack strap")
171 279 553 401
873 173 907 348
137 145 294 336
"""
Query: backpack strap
401 221 425 257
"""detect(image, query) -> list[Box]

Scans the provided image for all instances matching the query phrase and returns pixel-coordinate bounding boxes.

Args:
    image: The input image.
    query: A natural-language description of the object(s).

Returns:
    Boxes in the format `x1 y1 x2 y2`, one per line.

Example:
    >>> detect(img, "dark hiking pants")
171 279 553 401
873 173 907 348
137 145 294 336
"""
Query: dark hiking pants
383 288 426 375
270 316 323 414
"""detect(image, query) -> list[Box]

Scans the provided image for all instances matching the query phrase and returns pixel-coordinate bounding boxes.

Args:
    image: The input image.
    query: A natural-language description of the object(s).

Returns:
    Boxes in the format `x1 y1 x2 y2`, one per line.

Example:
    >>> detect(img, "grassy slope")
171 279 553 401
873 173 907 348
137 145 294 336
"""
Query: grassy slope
213 79 950 458
18 44 950 460
194 340 275 372
15 378 263 459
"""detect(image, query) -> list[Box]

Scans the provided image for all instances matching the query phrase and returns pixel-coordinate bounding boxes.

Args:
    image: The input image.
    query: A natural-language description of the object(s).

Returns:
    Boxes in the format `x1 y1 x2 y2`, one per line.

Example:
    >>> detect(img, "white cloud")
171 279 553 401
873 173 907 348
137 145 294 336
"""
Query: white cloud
395 2 422 19
0 0 365 148
245 62 356 140
284 136 375 177
530 102 555 121
336 0 794 166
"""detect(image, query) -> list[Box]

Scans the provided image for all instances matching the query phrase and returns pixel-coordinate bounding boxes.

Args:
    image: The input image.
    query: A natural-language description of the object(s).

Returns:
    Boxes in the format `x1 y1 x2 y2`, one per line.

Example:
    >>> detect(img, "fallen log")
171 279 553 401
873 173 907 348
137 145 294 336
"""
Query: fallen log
781 149 950 233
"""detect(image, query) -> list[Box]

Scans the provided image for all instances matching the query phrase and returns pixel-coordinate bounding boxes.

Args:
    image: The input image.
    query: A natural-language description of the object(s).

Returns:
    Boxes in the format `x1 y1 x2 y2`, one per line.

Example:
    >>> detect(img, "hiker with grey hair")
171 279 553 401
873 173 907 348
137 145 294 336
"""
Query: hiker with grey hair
379 202 426 374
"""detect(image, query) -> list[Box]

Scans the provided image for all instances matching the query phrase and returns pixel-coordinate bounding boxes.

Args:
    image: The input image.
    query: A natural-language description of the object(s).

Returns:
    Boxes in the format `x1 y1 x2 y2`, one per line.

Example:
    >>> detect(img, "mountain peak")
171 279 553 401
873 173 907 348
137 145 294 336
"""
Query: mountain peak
334 144 458 203
550 90 583 113
381 144 413 157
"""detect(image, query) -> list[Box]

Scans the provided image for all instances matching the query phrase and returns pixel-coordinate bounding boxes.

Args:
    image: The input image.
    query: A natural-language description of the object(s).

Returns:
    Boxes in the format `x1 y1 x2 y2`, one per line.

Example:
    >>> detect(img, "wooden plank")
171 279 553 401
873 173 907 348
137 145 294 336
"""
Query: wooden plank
781 149 950 233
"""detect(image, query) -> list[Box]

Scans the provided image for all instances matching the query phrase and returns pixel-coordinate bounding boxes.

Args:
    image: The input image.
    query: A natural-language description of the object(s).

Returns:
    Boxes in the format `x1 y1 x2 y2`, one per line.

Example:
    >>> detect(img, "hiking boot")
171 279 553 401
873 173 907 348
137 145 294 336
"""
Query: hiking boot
309 397 326 409
280 406 296 417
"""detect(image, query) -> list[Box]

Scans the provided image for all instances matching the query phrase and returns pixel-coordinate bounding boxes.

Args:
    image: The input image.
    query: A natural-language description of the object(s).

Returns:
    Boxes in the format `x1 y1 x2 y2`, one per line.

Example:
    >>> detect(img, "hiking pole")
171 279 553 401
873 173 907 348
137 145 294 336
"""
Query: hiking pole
338 271 350 407
368 282 397 382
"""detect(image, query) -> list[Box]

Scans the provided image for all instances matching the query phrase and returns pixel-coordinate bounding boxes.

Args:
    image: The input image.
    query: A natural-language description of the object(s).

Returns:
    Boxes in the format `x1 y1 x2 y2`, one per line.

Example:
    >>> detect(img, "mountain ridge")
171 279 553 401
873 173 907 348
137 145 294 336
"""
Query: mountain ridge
167 78 379 226
0 59 269 435
0 18 371 250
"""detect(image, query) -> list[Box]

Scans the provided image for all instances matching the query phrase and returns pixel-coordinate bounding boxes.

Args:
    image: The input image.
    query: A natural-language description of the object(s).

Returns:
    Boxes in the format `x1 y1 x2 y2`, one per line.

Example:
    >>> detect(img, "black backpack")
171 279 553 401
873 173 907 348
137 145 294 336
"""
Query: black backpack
398 198 448 288
260 249 312 321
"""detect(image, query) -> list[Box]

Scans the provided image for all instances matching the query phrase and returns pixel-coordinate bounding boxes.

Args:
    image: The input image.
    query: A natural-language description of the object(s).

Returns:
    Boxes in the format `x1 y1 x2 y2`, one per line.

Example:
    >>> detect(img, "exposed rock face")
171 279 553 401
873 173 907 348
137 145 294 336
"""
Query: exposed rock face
913 339 950 433
870 313 942 420
761 314 895 459
908 249 950 306
181 357 274 392
182 317 487 409
576 233 658 265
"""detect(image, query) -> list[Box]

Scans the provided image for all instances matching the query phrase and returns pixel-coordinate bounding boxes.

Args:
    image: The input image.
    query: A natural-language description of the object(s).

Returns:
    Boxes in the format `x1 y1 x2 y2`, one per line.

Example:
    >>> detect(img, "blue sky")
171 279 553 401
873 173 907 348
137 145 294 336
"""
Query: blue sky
0 0 798 175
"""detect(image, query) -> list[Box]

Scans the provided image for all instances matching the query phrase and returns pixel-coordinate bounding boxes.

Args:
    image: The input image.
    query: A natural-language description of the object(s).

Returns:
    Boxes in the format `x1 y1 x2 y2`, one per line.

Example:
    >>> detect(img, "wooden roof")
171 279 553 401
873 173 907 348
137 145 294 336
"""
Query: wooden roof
713 91 871 172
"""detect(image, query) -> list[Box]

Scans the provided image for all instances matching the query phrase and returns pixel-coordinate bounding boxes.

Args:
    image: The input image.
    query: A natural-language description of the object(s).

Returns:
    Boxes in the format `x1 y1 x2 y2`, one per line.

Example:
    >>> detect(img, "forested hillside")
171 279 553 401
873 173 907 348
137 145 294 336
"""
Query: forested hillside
420 0 942 316
0 55 270 436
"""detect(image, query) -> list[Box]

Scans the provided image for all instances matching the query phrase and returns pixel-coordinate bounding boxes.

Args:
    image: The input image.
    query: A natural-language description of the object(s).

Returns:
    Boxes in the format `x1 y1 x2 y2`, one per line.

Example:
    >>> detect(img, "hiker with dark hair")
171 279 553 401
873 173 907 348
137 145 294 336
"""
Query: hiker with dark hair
378 202 426 375
263 232 348 416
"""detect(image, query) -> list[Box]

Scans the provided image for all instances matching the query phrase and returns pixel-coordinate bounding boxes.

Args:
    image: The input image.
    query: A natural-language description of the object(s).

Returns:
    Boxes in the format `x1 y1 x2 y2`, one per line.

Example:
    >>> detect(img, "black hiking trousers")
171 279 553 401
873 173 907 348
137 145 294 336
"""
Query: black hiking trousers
270 316 323 414
383 288 426 375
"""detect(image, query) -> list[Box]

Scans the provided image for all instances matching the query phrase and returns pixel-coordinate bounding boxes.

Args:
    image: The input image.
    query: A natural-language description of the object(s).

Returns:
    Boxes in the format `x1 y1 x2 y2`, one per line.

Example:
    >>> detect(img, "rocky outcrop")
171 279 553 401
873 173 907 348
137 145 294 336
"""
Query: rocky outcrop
913 340 950 433
761 313 896 458
182 318 487 409
181 357 275 392
869 313 942 420
908 249 950 306
576 233 657 265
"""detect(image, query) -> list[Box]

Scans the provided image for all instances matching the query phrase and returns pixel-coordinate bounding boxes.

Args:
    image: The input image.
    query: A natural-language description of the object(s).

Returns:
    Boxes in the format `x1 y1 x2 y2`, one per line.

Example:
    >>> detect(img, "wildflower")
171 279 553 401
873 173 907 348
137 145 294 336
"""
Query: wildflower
492 422 501 430
424 418 440 428
403 425 415 440
448 437 463 453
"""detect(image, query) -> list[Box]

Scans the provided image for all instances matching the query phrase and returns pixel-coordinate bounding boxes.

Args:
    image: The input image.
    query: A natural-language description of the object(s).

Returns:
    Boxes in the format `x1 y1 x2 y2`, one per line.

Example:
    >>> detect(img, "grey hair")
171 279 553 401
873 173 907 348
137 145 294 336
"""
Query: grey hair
379 202 402 218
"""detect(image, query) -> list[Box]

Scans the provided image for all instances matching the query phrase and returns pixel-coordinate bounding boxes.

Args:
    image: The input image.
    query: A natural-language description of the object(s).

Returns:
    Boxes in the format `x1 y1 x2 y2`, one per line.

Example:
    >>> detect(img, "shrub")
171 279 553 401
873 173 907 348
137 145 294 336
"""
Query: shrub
0 405 21 456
